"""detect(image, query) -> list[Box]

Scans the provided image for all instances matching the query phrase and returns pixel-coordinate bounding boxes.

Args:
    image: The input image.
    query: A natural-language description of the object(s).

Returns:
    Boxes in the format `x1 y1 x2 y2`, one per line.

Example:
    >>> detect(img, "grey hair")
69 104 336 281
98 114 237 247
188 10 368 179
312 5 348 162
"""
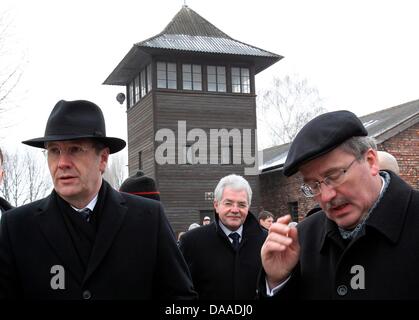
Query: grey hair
338 136 377 159
214 174 252 206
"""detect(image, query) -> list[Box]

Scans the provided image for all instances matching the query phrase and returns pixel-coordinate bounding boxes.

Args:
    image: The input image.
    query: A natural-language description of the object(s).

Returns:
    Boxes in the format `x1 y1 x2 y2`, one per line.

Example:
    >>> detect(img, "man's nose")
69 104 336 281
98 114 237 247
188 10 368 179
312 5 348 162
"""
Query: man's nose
57 152 73 168
230 203 240 212
318 183 337 203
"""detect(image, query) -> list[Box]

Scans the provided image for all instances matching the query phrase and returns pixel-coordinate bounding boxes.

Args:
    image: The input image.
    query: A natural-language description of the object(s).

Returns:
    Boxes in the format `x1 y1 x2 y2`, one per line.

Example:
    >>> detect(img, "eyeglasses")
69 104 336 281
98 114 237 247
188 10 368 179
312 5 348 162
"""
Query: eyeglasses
300 158 359 198
221 200 249 209
46 145 91 160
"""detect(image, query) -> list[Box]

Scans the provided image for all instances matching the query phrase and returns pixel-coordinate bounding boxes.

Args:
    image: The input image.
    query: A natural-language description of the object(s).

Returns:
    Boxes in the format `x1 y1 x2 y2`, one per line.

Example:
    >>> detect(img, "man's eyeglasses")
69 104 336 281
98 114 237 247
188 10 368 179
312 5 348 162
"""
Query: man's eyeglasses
300 158 359 198
221 200 249 209
45 145 91 160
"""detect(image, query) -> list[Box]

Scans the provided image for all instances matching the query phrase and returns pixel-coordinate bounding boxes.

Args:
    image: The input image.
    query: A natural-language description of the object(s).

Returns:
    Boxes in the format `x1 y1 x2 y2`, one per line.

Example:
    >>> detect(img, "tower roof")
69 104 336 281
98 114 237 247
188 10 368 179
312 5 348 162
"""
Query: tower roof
160 5 230 37
104 6 282 85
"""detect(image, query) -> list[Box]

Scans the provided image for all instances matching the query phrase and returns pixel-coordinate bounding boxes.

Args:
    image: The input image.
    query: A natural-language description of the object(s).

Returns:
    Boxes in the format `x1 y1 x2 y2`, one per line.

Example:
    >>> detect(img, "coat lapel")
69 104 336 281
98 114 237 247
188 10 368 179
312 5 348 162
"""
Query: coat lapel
36 194 85 285
83 186 127 283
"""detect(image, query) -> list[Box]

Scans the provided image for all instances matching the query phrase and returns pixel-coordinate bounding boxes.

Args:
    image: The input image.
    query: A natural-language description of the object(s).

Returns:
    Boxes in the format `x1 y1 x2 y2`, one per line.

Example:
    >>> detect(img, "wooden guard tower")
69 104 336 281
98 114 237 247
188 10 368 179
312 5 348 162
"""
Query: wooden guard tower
104 5 282 232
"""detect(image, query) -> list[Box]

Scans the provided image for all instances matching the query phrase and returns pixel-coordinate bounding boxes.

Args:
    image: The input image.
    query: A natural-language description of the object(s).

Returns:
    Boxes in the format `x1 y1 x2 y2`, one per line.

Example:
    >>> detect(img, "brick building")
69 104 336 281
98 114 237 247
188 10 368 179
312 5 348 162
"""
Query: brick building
260 100 419 221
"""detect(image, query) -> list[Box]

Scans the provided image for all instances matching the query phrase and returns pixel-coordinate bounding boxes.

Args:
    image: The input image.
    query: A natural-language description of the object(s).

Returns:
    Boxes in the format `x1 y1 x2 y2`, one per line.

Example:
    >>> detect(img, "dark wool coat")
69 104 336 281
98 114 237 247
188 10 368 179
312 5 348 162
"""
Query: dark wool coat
0 181 196 300
0 197 12 213
262 172 419 300
179 211 267 300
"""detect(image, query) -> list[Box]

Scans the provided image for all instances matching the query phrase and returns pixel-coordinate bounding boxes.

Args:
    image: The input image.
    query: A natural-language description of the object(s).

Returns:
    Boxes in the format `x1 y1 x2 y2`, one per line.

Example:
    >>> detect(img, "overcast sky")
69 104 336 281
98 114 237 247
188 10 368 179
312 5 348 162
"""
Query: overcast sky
1 0 418 153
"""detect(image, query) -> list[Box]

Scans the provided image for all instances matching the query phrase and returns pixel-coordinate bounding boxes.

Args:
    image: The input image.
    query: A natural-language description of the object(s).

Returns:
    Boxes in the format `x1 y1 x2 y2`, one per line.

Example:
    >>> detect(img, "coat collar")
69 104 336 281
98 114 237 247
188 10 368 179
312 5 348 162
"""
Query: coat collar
364 172 413 244
0 196 13 212
213 210 265 238
36 180 128 285
319 172 413 251
83 181 127 283
36 192 85 285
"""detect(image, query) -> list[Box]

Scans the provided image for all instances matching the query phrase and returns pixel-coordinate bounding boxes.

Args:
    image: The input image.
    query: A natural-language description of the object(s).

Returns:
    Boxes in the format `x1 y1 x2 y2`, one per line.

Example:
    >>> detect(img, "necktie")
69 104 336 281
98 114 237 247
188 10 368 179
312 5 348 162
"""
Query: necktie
229 232 240 251
80 208 92 222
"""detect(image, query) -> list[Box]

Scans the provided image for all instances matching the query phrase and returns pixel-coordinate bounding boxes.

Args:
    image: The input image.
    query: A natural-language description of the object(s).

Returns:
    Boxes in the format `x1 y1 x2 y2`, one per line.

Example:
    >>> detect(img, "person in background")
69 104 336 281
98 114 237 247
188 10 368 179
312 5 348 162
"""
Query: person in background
0 147 13 215
119 170 160 201
202 216 211 225
180 174 267 300
258 210 275 231
377 150 400 175
260 110 419 299
188 223 200 231
0 99 196 300
304 204 322 218
177 231 186 243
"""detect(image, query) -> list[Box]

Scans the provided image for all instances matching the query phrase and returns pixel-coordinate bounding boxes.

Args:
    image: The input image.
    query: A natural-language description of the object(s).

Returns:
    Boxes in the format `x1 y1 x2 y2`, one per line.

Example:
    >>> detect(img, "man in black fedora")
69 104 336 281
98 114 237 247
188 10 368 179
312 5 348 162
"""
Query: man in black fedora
0 99 196 300
260 110 419 299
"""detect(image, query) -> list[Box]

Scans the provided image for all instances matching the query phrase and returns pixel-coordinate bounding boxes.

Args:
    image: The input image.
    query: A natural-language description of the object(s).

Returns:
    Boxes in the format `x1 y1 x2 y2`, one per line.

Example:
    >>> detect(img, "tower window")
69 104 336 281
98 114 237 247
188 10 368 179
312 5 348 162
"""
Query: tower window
231 67 250 93
146 64 152 92
182 64 202 91
134 75 140 102
128 81 134 108
157 62 177 89
207 66 226 92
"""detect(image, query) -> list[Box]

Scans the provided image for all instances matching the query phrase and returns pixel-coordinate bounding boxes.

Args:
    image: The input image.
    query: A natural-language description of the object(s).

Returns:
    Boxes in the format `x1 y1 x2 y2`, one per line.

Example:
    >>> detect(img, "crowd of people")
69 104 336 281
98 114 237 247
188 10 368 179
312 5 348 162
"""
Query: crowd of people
0 99 417 300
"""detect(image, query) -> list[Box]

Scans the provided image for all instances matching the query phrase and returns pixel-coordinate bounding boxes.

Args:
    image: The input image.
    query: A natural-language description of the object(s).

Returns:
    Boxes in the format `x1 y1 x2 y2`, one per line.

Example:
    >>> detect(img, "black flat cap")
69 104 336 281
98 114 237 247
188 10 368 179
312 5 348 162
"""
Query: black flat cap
283 110 367 176
119 170 160 201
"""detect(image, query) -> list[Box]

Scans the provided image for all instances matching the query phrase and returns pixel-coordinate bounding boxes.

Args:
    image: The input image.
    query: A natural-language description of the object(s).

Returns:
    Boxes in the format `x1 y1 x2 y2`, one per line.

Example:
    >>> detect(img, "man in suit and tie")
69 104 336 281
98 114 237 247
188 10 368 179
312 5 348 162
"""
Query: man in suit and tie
179 174 267 299
0 99 196 300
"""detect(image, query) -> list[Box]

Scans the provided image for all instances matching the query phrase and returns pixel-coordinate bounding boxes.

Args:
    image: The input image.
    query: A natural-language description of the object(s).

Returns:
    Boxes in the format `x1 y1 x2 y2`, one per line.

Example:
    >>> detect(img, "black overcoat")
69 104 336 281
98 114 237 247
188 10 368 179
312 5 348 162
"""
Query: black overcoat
179 211 267 300
0 197 12 213
263 172 419 300
0 181 196 300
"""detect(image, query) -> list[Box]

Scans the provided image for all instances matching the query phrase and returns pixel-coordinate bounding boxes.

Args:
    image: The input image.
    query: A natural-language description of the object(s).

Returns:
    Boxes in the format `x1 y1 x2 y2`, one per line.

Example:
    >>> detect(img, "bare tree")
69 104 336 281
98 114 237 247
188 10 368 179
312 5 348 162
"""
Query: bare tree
103 153 128 190
0 8 24 131
25 152 52 203
0 149 52 206
0 152 25 206
257 75 327 148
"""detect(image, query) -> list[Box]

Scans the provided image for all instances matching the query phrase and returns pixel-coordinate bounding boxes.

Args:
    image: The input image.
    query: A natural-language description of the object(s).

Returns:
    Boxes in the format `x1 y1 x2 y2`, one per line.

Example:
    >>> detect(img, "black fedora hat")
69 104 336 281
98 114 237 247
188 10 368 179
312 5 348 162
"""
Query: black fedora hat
22 100 126 154
119 170 160 201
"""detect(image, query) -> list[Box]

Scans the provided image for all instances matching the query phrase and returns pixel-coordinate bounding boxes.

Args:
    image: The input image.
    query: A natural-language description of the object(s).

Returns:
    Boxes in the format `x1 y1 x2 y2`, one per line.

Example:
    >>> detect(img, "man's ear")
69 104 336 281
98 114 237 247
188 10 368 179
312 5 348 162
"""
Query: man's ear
99 148 110 174
365 148 380 176
213 200 219 213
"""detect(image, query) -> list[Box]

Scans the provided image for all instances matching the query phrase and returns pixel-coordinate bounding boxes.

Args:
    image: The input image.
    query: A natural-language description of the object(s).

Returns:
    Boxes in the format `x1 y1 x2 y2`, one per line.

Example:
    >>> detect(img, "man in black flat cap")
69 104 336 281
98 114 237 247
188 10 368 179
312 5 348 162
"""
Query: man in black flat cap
0 99 196 300
260 110 419 299
119 170 160 201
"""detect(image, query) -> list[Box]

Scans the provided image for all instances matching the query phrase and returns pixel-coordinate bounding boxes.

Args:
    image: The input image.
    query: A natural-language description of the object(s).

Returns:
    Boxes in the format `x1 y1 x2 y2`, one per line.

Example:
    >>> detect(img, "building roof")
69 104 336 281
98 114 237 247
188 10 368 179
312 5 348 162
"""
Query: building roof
260 99 419 173
104 5 282 85
359 99 419 143
259 142 290 172
160 5 230 38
